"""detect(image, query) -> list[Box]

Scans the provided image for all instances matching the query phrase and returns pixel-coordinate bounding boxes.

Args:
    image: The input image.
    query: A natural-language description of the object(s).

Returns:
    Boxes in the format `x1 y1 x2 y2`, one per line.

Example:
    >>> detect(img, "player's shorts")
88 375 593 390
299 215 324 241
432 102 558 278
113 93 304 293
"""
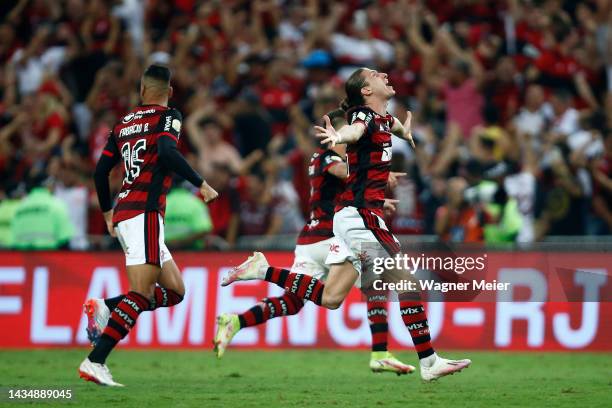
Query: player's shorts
115 211 172 267
325 206 400 277
290 237 335 280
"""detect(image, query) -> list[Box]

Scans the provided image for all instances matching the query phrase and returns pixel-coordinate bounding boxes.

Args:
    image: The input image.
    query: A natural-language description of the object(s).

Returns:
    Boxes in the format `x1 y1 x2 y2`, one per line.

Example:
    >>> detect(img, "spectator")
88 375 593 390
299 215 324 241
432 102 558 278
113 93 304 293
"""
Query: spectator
435 177 483 243
10 180 74 249
591 131 612 234
164 184 213 249
186 104 243 180
237 171 282 238
0 187 21 248
206 163 240 248
51 159 89 250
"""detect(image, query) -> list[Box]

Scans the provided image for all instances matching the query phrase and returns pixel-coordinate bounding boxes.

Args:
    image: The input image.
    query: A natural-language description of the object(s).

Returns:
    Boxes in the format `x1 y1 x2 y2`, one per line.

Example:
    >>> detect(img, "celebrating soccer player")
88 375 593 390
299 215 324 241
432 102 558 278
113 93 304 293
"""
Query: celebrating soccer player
222 68 471 381
215 110 413 375
78 65 218 386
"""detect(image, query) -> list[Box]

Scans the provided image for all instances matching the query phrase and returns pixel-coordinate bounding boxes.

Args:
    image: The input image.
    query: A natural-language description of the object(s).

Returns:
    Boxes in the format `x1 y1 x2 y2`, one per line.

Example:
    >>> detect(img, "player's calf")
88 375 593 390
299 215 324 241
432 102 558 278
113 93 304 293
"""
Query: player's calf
214 293 304 358
87 291 150 366
149 286 183 310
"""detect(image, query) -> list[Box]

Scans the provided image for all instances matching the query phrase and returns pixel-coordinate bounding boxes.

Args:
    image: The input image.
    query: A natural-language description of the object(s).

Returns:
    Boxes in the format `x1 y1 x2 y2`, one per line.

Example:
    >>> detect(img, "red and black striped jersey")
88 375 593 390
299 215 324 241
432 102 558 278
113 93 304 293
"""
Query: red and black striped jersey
337 106 394 217
102 104 182 224
297 149 344 245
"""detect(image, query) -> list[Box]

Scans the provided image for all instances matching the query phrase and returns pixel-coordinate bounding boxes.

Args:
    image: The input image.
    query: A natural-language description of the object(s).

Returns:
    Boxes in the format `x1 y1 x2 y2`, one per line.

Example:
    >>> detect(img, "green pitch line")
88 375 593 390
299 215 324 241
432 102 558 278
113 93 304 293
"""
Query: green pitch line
0 350 610 408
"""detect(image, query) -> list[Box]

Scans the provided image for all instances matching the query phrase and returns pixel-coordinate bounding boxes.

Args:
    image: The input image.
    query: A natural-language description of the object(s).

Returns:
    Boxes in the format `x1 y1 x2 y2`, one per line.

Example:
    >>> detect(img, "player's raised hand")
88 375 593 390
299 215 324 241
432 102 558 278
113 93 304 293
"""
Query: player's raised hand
314 115 339 147
200 181 219 203
388 172 407 189
403 111 415 149
383 198 400 214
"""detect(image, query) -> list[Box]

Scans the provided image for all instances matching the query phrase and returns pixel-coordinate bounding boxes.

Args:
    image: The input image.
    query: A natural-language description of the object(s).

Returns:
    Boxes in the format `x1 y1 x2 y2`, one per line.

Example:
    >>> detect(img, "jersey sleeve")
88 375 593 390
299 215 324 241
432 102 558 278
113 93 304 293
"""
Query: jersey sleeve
347 107 374 128
156 110 203 188
157 109 183 143
100 131 120 160
320 151 344 174
94 131 121 212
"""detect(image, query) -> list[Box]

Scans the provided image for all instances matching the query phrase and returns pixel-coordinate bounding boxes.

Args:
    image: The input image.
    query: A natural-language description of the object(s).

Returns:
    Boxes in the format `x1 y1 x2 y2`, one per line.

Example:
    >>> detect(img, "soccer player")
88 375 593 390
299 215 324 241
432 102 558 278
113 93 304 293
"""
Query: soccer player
215 110 413 375
78 65 218 386
222 68 471 381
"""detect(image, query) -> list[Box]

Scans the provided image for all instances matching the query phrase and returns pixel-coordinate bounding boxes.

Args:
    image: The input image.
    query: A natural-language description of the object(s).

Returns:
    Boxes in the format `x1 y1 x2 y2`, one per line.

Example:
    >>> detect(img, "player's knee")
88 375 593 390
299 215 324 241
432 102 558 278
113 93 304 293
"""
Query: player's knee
173 285 185 299
322 293 344 310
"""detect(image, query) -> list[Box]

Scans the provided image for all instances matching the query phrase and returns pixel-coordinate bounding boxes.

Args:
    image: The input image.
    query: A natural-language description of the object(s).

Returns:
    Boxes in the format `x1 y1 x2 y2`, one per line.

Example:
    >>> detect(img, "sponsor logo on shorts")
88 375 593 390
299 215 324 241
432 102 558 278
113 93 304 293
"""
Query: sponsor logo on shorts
329 244 339 253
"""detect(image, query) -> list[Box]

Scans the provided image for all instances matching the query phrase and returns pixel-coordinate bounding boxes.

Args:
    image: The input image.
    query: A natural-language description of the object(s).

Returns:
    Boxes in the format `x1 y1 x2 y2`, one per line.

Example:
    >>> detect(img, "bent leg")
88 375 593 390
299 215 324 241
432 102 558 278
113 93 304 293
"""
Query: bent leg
238 293 304 328
88 264 159 364
144 259 186 310
263 261 357 310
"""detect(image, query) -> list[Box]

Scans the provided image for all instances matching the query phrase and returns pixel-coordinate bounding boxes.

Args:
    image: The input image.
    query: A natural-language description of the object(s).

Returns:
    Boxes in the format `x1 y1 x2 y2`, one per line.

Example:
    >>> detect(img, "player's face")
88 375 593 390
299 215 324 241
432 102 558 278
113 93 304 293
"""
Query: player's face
362 69 395 99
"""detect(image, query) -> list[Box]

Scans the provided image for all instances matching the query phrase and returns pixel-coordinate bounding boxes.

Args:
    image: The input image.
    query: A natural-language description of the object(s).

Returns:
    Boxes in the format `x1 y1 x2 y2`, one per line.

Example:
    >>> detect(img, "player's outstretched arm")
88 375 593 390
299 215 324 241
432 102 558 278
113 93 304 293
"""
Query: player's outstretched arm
94 133 120 236
314 115 365 147
391 111 416 148
157 135 218 203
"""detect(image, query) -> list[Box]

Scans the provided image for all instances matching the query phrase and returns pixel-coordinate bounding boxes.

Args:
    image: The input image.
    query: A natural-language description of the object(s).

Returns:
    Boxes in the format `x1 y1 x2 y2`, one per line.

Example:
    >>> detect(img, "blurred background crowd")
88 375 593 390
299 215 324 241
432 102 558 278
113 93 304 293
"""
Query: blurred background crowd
1 0 612 250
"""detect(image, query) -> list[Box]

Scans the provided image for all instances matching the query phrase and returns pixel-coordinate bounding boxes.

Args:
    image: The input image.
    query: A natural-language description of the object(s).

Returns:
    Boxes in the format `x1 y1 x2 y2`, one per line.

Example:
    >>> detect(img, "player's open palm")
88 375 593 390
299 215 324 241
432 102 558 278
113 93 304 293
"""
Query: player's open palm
200 181 219 203
314 115 339 147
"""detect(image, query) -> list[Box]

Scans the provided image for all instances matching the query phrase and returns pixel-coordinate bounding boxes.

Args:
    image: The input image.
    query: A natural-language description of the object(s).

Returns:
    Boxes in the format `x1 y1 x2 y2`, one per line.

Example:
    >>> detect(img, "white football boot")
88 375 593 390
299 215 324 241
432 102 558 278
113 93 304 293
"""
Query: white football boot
78 358 124 387
420 353 471 381
83 299 111 346
221 252 269 286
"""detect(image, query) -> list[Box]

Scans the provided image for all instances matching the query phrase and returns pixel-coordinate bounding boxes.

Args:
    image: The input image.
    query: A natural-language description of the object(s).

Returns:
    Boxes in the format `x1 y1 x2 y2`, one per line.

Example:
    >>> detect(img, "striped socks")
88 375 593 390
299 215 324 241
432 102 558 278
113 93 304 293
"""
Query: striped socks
399 301 434 359
89 291 150 364
367 295 388 352
238 293 304 328
103 286 183 312
264 267 324 305
149 286 184 310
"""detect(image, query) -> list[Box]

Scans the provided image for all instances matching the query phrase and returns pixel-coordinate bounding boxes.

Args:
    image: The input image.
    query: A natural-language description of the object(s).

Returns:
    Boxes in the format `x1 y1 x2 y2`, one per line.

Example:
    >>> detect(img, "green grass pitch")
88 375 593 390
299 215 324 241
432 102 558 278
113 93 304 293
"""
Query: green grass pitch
0 349 610 407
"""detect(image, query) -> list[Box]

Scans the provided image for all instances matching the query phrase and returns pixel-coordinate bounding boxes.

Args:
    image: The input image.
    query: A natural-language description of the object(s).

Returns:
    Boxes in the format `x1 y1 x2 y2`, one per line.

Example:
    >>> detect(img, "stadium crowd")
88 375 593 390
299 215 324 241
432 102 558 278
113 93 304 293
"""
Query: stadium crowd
1 0 612 250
